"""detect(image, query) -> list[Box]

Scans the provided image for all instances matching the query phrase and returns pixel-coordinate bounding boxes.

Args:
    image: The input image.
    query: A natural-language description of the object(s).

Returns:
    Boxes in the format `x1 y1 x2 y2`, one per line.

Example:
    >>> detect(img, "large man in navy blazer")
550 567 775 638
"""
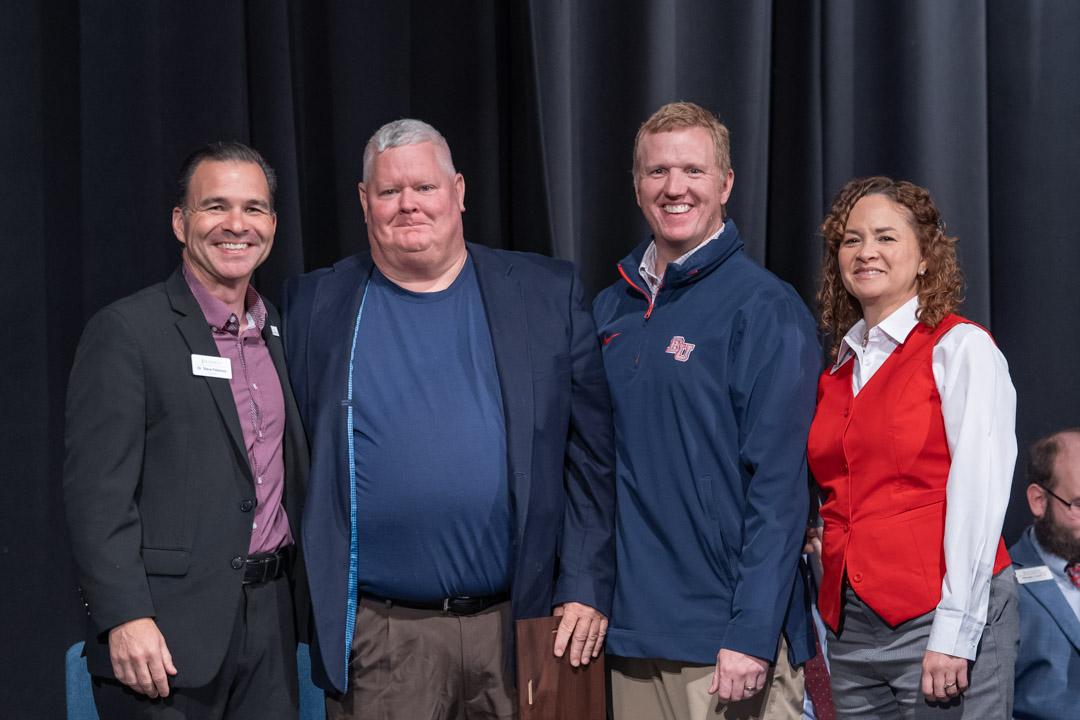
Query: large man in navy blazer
283 119 615 718
1010 429 1080 720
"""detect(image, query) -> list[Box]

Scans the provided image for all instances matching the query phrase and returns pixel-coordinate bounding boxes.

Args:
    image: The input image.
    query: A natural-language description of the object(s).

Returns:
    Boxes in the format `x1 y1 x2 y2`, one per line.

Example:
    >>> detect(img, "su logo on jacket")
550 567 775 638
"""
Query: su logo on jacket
665 336 696 362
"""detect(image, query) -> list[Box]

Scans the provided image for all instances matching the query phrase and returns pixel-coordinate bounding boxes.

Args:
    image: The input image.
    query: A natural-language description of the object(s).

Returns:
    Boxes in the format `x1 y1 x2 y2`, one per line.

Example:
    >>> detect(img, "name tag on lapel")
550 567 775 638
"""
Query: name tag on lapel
1015 566 1054 584
191 354 232 380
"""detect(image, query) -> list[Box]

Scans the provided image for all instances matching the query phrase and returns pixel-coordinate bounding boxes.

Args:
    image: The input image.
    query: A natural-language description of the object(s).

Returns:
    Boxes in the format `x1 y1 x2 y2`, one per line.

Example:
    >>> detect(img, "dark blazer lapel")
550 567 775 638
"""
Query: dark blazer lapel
470 244 534 546
1014 530 1080 651
166 269 249 476
310 254 374 406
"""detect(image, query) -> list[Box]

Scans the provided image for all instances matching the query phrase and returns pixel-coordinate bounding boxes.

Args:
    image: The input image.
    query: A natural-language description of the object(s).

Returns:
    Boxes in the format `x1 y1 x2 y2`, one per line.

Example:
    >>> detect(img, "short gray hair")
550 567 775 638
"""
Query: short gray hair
362 118 457 181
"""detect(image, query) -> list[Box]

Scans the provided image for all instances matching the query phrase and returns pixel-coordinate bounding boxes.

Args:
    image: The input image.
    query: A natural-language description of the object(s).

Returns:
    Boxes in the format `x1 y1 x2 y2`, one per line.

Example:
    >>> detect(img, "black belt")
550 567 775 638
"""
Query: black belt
365 592 509 616
242 546 292 585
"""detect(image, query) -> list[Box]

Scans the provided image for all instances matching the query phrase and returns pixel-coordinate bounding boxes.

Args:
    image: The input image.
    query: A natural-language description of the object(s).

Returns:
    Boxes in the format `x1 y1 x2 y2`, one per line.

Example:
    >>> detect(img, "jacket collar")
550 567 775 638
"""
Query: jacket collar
618 218 744 293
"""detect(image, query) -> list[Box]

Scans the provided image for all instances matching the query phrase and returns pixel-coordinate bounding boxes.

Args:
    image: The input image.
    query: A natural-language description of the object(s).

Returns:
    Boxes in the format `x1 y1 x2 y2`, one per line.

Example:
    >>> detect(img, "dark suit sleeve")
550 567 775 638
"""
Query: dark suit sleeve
551 271 616 616
63 307 156 635
723 293 820 660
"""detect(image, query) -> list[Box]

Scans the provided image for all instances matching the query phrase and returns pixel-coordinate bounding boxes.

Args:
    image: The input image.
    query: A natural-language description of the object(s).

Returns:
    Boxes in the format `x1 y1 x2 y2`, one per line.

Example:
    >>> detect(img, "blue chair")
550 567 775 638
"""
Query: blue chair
65 642 97 720
65 642 324 719
296 643 324 720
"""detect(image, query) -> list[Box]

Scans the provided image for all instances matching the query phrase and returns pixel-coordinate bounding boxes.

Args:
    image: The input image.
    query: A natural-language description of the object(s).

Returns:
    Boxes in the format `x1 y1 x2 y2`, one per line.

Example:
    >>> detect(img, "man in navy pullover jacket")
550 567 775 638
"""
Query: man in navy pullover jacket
594 102 819 720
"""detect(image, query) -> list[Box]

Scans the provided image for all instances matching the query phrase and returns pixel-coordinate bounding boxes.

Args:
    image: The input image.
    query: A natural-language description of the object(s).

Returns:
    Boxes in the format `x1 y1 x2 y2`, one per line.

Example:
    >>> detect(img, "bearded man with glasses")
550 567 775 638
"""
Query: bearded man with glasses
1010 429 1080 720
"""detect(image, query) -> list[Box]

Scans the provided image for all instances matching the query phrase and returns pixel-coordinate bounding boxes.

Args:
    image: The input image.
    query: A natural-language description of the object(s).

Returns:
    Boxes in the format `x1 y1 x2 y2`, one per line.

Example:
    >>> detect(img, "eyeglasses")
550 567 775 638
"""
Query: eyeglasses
1039 484 1080 514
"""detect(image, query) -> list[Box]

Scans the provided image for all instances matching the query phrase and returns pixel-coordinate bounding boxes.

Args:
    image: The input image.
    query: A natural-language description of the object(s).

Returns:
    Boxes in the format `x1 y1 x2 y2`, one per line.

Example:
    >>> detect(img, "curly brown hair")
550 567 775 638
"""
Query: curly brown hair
817 176 964 358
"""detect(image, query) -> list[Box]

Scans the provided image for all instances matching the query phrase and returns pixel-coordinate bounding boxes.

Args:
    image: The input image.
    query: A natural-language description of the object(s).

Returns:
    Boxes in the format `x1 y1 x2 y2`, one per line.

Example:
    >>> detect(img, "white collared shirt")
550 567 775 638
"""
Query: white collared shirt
638 225 724 299
833 295 1018 659
1032 530 1080 622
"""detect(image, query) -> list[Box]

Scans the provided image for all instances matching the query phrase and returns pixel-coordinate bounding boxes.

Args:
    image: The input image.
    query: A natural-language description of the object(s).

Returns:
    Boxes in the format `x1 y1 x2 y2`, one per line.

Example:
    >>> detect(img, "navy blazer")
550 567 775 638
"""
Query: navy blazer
282 243 616 693
1010 527 1080 720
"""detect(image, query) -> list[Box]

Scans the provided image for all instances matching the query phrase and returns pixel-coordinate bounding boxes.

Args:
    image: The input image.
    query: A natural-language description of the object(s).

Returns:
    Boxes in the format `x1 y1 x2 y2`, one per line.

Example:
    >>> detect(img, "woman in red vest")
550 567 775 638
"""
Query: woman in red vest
806 177 1018 718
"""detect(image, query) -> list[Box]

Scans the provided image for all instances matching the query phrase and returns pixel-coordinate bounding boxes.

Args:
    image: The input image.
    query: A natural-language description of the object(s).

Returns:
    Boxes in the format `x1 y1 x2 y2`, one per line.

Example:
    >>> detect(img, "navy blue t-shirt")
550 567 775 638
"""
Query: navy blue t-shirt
352 258 510 600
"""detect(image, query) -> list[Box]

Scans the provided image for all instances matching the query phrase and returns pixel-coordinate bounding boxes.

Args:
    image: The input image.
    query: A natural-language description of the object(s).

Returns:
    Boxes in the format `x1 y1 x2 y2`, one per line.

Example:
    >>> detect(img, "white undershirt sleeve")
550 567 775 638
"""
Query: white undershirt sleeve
925 324 1017 659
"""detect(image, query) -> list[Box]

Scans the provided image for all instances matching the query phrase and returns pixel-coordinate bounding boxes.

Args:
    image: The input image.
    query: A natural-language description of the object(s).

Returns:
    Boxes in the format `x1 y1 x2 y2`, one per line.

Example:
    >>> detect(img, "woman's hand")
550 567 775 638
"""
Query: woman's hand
921 650 968 701
802 525 822 555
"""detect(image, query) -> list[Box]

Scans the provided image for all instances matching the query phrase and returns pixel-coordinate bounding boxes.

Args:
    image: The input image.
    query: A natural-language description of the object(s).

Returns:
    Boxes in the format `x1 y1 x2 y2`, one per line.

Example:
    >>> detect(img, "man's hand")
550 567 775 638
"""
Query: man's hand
108 617 177 698
921 650 968 701
552 602 608 667
708 648 769 703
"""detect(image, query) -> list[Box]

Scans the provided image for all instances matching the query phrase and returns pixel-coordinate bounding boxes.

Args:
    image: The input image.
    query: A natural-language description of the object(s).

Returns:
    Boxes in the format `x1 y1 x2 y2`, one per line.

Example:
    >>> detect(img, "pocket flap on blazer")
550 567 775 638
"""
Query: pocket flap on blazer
141 548 191 576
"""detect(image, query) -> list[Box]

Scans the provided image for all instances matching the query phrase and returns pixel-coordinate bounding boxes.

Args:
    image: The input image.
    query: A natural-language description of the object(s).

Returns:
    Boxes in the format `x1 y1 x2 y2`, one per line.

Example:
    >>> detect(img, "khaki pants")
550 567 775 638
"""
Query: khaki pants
326 597 516 720
610 638 803 720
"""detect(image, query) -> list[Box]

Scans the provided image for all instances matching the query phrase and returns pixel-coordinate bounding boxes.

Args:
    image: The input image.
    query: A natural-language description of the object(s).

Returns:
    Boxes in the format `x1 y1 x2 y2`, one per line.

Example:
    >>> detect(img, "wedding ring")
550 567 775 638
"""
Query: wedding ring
943 681 956 689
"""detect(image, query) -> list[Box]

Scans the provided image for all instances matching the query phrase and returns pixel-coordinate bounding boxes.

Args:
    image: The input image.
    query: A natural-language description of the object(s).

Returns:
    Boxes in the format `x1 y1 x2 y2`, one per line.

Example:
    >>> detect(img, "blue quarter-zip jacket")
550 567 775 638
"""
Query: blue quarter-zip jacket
593 219 819 666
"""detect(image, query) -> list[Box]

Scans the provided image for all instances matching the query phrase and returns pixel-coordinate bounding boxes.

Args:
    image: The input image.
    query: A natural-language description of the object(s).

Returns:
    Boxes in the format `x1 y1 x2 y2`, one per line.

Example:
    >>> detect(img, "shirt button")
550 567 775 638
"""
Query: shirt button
231 556 244 570
257 476 263 485
252 382 258 390
852 572 863 583
252 521 258 530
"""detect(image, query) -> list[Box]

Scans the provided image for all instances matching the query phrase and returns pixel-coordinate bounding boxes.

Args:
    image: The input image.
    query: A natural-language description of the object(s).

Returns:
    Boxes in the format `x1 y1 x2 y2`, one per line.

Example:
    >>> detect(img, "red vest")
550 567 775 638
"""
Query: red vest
807 314 1010 631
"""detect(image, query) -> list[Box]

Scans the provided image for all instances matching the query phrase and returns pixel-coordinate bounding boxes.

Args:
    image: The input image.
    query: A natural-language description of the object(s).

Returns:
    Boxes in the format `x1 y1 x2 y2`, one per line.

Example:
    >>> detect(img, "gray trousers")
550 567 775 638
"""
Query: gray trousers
826 567 1018 719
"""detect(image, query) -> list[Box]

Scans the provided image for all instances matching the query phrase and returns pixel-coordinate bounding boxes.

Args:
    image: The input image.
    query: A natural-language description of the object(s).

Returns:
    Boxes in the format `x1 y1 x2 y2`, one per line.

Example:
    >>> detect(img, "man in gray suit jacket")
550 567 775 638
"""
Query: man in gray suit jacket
1010 429 1080 720
64 142 308 719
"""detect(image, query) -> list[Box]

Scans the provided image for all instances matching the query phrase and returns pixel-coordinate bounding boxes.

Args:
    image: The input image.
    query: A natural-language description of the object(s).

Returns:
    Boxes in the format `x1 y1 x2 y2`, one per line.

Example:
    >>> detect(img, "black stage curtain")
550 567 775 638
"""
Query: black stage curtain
4 1 1078 715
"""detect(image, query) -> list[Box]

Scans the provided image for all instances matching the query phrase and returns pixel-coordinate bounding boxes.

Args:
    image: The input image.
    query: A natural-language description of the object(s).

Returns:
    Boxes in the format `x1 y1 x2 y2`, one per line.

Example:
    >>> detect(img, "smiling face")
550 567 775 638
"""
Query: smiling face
838 194 927 324
634 127 733 262
358 141 466 278
172 160 276 296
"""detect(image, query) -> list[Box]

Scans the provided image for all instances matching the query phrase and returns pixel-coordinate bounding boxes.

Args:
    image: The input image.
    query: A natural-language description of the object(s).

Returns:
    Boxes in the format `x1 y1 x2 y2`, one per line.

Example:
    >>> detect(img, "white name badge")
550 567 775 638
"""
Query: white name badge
1015 565 1054 584
270 325 280 337
191 354 232 380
